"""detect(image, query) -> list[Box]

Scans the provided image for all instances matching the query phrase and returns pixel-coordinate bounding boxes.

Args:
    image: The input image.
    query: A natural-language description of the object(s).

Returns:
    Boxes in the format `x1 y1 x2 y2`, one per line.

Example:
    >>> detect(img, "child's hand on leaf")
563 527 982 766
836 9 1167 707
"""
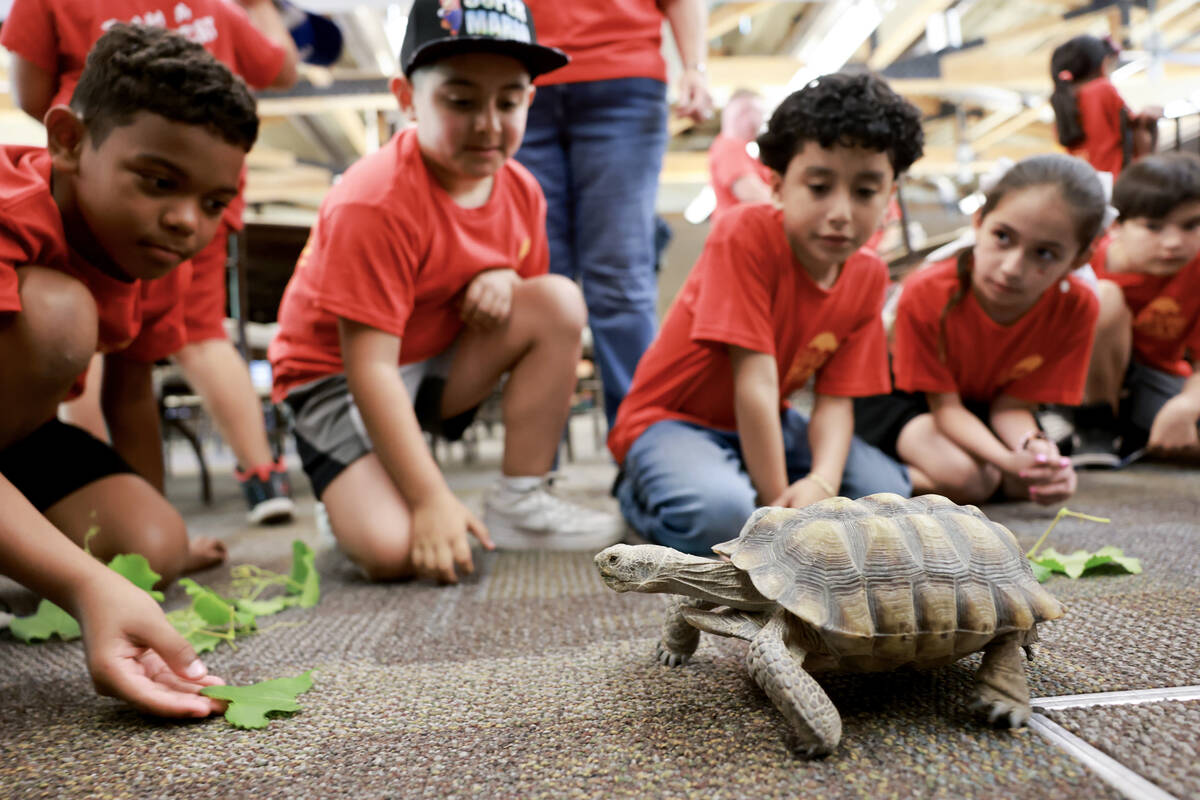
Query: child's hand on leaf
1148 395 1200 455
73 569 225 718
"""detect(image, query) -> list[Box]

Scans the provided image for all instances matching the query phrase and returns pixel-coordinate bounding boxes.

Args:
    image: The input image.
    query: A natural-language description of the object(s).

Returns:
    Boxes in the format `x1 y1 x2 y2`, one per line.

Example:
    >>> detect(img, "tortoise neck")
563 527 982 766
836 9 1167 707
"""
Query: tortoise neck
660 557 773 610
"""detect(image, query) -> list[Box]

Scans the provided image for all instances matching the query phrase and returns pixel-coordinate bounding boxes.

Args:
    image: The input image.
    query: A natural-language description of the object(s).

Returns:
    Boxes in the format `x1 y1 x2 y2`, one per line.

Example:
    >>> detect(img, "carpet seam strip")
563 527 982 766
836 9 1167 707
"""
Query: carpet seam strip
1032 686 1200 711
1028 713 1180 800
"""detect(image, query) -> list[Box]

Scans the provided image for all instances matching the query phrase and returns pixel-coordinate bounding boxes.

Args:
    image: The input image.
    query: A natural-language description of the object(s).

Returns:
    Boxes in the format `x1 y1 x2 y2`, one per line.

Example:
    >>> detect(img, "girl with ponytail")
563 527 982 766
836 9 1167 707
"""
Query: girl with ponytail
854 154 1108 505
1049 34 1159 177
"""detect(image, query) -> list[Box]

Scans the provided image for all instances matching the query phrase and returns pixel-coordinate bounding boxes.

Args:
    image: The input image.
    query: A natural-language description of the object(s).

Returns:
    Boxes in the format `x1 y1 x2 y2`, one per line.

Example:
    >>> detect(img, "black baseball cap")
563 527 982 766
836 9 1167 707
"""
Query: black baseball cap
400 0 568 79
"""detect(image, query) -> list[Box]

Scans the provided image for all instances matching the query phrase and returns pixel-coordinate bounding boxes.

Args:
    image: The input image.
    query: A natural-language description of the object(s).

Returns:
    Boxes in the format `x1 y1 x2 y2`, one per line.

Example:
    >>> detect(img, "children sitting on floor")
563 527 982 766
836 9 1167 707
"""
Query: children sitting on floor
0 24 259 717
606 73 924 555
2 0 302 525
267 0 625 585
1071 152 1200 465
854 154 1107 506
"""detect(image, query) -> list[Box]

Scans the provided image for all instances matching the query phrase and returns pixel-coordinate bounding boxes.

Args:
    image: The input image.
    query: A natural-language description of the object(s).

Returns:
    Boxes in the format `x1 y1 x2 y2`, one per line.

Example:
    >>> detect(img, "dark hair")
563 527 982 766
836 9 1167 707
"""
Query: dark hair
71 23 259 152
1112 152 1200 221
756 72 924 178
937 154 1107 361
1049 35 1117 147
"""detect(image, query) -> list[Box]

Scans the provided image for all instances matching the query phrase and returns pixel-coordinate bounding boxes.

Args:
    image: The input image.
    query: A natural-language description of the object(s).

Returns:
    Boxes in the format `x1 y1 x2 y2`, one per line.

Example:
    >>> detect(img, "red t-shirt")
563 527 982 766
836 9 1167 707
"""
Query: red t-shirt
269 128 550 402
708 133 772 218
1091 237 1200 377
1068 77 1126 177
526 0 666 86
0 146 187 364
0 0 284 227
607 203 892 465
892 257 1099 404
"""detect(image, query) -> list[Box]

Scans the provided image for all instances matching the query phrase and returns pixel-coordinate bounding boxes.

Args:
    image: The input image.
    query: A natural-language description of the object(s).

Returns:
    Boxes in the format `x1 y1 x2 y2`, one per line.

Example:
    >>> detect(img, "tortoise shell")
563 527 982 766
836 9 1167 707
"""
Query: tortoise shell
712 493 1064 670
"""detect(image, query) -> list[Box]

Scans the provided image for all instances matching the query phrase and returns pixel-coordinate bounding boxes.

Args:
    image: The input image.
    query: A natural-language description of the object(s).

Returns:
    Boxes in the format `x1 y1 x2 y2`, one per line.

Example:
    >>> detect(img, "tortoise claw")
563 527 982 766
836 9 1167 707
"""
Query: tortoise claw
655 642 691 666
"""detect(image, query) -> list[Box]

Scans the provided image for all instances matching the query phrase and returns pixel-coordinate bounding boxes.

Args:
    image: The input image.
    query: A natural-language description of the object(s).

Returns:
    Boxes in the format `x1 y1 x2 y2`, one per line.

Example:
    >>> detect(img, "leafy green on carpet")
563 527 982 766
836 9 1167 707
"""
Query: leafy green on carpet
201 671 314 729
1025 508 1141 582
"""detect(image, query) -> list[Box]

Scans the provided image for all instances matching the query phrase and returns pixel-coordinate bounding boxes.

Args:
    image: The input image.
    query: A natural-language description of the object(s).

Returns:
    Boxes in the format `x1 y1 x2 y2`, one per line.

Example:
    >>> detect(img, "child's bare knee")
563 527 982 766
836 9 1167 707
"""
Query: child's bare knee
15 267 98 383
944 465 1001 505
520 274 586 333
1096 280 1131 330
354 542 413 582
128 513 190 585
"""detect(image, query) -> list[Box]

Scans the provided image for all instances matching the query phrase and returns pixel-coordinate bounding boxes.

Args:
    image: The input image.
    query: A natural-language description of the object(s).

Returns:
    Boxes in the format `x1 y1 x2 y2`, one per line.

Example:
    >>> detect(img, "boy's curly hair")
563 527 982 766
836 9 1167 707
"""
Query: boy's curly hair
756 72 924 178
1113 152 1200 221
71 23 259 152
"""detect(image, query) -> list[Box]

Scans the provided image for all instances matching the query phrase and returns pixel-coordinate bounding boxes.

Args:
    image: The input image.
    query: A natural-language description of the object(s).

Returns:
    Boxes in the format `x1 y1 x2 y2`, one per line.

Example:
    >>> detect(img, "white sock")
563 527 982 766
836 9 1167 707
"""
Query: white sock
496 475 542 494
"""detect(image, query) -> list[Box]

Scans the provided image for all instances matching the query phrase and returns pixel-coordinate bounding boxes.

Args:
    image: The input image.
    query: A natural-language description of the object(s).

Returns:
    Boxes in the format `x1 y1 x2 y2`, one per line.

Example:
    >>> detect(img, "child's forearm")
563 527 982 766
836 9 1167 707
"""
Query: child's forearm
732 355 787 503
807 394 853 489
346 360 450 507
101 355 165 492
989 397 1041 452
0 474 102 613
929 394 1016 472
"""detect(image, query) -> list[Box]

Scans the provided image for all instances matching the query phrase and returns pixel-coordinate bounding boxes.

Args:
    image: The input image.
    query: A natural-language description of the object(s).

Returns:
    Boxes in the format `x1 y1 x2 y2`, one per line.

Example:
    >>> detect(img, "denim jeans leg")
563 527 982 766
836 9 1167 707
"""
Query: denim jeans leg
617 420 757 555
514 85 576 281
779 408 912 497
563 78 669 430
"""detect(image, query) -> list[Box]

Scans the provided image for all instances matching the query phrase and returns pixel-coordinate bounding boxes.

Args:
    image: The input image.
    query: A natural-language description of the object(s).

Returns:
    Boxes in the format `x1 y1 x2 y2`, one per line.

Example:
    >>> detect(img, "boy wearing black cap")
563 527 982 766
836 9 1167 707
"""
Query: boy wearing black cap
269 0 625 585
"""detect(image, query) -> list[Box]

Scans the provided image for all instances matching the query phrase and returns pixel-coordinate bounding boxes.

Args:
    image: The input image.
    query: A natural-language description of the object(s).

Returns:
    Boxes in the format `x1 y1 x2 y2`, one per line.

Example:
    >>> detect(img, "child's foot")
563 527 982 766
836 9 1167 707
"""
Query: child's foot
183 536 228 574
236 458 296 525
483 477 626 551
1069 427 1121 469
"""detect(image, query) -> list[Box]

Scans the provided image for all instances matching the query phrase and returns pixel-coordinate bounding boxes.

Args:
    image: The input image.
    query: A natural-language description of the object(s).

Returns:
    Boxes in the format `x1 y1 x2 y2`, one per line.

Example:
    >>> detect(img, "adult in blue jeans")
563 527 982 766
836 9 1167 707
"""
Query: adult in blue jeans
517 0 713 430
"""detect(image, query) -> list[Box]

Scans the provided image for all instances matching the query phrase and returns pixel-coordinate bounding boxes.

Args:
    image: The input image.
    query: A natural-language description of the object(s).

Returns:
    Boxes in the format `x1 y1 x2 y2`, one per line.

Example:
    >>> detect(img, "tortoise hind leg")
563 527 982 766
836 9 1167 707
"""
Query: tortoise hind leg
747 613 842 758
972 631 1032 728
657 596 715 666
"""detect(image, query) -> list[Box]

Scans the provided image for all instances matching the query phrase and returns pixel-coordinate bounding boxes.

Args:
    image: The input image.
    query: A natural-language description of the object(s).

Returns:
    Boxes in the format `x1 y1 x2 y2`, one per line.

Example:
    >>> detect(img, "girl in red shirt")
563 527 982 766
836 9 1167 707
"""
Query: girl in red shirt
855 155 1107 505
1049 34 1159 178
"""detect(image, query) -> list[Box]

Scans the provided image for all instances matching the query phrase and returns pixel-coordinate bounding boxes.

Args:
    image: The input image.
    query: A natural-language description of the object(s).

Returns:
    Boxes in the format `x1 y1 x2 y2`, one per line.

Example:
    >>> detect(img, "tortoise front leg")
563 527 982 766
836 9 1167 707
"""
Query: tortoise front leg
972 631 1032 728
747 612 842 758
657 596 715 666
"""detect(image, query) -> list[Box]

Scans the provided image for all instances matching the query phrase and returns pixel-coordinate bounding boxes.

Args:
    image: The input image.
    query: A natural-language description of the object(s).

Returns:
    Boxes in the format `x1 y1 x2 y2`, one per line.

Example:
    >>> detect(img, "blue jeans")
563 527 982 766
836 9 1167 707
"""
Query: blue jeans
616 411 913 555
515 77 668 430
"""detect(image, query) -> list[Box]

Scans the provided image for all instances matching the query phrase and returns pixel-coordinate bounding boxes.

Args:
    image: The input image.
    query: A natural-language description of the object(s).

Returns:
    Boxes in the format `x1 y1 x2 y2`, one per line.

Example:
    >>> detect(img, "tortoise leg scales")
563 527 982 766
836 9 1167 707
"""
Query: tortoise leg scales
972 631 1032 728
747 614 841 758
656 597 715 666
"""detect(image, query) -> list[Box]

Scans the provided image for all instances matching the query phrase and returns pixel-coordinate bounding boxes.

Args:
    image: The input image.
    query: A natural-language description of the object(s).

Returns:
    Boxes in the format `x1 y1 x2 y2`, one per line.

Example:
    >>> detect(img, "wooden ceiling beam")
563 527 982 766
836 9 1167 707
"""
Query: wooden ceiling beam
867 0 956 70
707 2 776 41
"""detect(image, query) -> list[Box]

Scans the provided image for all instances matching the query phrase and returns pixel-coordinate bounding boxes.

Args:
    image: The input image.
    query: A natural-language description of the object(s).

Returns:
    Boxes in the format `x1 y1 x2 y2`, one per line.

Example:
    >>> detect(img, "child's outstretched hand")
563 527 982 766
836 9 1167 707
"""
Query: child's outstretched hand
461 269 520 330
409 489 494 584
1148 395 1200 455
72 569 225 718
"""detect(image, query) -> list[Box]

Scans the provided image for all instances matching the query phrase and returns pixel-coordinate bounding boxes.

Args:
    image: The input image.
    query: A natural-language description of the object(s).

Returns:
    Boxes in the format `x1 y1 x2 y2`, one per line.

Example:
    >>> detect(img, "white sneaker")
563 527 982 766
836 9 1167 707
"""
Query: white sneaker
483 478 626 552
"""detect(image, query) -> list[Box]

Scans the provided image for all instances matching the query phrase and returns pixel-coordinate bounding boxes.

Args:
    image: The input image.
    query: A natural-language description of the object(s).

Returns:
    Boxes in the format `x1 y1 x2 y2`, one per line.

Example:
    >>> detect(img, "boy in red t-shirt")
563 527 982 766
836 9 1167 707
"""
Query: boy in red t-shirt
2 0 302 524
269 0 624 585
607 73 923 555
854 155 1106 505
1073 153 1200 464
0 25 260 718
708 88 772 217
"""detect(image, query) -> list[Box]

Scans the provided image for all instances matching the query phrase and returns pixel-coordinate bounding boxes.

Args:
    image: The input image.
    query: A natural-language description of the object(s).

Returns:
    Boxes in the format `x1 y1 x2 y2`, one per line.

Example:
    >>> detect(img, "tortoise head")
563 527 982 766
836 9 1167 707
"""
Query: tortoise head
594 544 677 592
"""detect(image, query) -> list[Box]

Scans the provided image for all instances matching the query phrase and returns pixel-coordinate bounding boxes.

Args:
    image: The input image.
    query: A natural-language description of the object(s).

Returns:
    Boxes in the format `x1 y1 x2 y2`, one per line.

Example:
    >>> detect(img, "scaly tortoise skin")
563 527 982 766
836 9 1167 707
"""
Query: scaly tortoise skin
594 493 1065 757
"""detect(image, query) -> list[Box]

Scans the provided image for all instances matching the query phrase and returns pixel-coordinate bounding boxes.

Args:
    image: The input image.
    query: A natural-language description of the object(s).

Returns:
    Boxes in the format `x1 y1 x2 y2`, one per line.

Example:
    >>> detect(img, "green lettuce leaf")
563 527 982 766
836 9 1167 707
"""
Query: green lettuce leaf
201 671 314 729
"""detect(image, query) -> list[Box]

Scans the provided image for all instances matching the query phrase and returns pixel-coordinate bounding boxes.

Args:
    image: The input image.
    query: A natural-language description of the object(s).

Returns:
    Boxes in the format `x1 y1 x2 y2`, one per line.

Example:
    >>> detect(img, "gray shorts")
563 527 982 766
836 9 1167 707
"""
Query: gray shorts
1122 359 1189 442
283 351 477 499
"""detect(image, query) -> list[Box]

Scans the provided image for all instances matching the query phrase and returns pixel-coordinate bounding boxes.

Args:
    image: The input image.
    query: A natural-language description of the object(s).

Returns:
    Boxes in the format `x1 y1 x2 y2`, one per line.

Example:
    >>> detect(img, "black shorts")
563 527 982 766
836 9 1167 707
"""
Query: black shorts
0 419 135 512
854 391 991 460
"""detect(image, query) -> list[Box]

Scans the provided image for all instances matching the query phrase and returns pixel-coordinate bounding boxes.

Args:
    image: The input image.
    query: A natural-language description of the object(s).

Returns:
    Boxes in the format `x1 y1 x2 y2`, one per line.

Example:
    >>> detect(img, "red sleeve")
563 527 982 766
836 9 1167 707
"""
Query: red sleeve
215 0 286 88
122 264 190 362
711 141 756 195
307 202 424 339
892 281 957 394
1 0 59 74
688 212 776 355
517 186 549 278
1004 289 1099 405
0 220 27 312
814 267 891 397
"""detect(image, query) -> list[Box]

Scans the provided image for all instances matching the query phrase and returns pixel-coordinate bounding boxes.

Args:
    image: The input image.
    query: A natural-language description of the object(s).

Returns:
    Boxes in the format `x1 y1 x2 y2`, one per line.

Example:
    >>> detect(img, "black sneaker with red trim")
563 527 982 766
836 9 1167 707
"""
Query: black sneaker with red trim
236 458 296 524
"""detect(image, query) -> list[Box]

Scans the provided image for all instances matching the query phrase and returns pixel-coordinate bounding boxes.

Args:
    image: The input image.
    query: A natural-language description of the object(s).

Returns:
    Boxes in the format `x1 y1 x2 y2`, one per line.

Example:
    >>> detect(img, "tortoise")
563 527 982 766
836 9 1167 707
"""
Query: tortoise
594 492 1064 757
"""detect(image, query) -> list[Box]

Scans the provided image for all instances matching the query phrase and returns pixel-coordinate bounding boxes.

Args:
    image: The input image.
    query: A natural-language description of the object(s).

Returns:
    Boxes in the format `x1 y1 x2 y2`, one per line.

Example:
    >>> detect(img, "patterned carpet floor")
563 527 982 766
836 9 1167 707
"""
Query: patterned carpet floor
1 450 1197 799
